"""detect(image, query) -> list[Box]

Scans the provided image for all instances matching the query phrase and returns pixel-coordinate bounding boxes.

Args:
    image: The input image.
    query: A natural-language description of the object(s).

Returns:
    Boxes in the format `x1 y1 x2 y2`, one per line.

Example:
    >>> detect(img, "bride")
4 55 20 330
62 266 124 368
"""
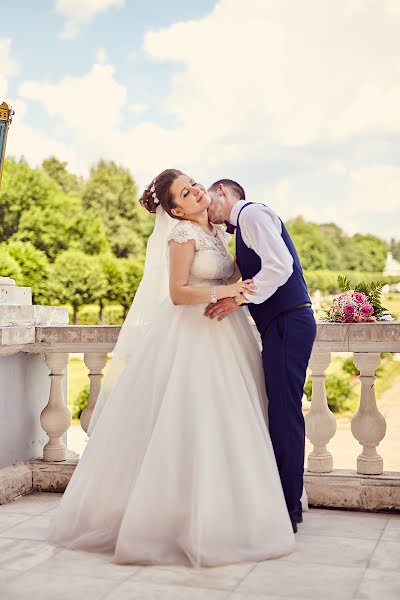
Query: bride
48 168 295 566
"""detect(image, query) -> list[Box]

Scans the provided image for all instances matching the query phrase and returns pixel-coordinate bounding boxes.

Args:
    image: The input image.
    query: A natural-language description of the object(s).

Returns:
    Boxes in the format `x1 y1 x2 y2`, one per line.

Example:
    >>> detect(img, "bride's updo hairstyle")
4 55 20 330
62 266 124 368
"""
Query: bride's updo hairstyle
140 168 184 219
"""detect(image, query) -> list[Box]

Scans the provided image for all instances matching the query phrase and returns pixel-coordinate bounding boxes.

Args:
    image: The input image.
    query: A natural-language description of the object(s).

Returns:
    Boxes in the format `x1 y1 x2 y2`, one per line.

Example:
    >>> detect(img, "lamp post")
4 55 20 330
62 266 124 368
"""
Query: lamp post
0 101 14 187
0 102 15 285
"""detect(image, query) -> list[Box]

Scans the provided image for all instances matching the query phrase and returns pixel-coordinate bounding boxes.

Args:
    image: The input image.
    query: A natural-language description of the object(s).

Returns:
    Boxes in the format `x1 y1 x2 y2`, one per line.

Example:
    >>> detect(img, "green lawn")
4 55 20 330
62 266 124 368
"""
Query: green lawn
67 356 111 421
382 292 400 319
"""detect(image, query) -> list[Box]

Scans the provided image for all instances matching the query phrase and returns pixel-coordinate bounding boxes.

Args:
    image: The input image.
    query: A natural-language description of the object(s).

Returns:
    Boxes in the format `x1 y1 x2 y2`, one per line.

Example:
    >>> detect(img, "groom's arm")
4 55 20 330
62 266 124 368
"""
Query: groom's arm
240 204 293 304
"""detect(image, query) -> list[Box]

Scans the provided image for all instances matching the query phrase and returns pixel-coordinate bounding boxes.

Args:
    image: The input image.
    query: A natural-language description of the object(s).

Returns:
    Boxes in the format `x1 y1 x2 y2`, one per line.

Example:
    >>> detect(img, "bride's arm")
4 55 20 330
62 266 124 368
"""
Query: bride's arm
169 240 254 305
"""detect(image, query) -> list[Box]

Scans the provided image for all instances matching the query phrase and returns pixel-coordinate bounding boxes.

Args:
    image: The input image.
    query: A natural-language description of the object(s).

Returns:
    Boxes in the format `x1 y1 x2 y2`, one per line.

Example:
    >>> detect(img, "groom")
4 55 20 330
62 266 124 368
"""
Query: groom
206 180 316 533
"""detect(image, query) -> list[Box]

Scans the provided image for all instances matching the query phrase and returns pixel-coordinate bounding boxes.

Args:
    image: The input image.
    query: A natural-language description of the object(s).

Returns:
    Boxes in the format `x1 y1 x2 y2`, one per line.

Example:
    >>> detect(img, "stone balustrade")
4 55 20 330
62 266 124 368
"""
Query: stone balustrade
1 319 400 509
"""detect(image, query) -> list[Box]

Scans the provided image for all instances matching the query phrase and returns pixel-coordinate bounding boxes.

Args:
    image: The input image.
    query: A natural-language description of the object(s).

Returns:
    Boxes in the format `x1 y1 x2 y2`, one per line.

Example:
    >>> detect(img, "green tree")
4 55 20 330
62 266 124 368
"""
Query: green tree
97 253 125 323
318 223 350 270
0 158 59 241
50 251 106 324
120 258 144 318
346 233 388 272
5 240 50 304
82 160 153 257
42 156 82 196
285 217 330 270
0 248 22 283
15 193 109 260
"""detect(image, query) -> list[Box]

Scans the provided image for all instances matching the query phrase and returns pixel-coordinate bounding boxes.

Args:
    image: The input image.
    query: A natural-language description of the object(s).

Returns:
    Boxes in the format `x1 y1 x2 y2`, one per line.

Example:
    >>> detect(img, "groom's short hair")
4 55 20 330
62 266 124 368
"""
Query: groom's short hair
208 179 246 200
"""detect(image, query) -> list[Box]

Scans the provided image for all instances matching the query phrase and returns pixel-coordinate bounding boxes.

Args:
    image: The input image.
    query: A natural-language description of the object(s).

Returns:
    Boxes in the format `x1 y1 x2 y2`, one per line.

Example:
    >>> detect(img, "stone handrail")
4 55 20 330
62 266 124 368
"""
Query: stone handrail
1 322 399 477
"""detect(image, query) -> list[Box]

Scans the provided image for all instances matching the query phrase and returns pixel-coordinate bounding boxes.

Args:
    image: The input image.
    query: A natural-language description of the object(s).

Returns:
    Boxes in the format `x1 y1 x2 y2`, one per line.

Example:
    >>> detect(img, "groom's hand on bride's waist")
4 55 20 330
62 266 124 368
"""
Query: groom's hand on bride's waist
204 298 241 321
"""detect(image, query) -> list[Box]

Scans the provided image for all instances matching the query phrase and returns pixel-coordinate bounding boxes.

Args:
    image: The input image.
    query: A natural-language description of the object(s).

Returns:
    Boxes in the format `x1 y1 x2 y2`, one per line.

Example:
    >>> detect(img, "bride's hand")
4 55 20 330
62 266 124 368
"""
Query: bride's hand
226 279 255 298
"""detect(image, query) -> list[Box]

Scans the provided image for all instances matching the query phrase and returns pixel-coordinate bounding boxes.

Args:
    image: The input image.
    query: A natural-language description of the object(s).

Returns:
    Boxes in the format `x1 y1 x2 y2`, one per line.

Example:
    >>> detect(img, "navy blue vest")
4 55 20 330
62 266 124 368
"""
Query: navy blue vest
235 202 311 334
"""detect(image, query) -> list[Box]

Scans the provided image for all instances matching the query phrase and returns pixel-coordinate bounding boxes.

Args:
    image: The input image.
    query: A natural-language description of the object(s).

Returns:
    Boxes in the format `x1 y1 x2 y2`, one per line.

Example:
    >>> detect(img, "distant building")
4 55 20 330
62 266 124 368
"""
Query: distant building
383 252 400 276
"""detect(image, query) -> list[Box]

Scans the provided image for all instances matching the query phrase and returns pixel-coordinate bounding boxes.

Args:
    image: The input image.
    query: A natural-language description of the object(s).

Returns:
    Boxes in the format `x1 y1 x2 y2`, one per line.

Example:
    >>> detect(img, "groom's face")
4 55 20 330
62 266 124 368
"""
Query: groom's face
207 189 225 224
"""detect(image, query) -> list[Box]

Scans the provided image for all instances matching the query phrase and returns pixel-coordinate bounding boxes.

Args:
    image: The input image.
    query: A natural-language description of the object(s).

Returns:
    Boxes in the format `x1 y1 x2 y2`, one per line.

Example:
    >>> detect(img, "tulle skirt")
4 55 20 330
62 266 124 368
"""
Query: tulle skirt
48 300 295 566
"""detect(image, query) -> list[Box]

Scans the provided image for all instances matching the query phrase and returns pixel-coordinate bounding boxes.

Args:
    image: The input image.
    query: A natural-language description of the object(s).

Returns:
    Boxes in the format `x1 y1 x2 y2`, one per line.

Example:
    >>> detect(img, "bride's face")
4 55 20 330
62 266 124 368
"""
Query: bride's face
170 175 211 219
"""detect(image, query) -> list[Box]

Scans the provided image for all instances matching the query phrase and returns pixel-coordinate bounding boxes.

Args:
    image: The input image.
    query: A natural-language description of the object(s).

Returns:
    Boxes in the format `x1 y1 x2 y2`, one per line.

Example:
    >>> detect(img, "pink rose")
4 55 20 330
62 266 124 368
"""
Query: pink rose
367 316 377 322
353 314 361 322
360 303 374 317
359 315 367 322
338 317 346 322
353 292 367 304
343 304 355 316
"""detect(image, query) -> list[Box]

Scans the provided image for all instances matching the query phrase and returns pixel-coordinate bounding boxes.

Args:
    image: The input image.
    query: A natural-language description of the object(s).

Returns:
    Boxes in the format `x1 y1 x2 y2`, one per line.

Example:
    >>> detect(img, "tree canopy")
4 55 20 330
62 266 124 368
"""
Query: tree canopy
0 156 396 323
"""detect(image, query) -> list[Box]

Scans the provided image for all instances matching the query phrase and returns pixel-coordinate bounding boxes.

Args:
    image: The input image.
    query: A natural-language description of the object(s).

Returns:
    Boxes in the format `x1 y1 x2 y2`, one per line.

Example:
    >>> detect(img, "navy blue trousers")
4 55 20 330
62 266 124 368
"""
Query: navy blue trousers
261 307 316 524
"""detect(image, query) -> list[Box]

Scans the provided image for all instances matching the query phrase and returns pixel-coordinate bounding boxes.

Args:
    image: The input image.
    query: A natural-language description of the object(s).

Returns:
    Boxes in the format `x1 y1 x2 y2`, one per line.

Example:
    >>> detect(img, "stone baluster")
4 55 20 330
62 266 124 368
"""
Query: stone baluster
351 353 386 475
80 352 108 434
305 351 337 473
40 353 70 461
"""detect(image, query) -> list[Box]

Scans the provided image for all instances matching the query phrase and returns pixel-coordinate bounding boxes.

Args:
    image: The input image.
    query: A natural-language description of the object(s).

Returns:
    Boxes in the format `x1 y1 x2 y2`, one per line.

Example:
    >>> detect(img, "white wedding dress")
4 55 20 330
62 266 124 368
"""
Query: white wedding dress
48 217 295 566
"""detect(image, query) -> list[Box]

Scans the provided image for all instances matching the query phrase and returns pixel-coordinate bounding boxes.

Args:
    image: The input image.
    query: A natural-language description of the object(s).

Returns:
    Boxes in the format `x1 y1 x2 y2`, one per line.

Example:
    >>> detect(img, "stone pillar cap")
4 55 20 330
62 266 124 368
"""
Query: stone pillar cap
0 277 16 286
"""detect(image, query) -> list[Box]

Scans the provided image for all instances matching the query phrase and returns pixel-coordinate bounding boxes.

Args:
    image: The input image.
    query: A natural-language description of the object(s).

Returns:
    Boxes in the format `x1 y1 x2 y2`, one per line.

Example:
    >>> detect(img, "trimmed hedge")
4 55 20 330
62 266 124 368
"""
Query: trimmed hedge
304 270 400 294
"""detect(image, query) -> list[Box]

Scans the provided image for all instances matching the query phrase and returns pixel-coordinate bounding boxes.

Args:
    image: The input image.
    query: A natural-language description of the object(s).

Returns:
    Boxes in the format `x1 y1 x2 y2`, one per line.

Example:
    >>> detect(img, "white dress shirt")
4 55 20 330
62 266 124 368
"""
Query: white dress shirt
230 200 294 304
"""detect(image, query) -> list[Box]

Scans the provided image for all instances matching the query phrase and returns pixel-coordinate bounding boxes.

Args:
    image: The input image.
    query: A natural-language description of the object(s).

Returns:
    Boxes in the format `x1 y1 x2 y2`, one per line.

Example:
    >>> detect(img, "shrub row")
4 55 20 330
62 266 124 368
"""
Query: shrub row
304 271 400 294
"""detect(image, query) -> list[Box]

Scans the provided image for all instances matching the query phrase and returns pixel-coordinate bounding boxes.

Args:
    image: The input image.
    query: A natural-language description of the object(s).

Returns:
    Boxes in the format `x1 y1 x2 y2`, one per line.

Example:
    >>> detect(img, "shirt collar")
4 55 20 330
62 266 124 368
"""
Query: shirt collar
229 200 248 226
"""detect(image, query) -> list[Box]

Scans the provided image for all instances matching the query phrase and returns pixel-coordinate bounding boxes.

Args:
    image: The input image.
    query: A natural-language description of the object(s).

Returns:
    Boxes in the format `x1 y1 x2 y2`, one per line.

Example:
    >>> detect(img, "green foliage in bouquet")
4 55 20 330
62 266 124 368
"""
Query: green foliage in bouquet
336 275 387 319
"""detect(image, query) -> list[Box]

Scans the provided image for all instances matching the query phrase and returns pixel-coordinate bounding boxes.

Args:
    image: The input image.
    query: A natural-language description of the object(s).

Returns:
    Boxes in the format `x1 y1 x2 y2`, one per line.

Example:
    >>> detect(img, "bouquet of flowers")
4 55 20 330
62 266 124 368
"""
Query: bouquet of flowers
324 276 389 323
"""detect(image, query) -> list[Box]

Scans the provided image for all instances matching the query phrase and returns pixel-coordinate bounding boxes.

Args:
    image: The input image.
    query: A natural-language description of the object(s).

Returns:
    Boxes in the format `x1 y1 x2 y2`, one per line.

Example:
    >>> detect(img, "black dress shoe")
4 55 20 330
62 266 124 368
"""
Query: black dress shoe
292 521 298 534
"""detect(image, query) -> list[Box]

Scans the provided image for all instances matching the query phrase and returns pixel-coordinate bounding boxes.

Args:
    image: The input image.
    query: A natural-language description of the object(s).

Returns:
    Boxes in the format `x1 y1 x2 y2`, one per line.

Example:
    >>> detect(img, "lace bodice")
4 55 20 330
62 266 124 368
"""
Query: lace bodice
168 220 234 285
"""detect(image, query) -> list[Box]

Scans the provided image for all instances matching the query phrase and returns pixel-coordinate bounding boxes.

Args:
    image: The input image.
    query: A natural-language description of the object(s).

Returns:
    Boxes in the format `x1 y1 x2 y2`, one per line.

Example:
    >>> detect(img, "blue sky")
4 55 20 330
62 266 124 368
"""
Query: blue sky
1 0 400 241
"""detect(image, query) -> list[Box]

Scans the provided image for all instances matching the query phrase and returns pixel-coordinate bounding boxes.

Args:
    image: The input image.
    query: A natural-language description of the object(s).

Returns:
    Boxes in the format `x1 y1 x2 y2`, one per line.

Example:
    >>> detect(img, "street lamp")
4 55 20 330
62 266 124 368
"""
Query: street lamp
0 101 14 187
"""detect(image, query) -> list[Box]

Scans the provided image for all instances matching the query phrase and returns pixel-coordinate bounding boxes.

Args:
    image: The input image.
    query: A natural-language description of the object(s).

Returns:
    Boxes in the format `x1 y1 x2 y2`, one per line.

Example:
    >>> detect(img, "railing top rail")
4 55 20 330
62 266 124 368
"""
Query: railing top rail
0 321 399 354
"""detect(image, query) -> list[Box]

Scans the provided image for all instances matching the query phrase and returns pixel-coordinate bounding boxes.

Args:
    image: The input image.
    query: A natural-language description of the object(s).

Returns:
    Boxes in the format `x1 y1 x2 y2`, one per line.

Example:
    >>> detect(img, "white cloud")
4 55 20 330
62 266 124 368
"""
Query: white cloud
330 83 400 140
54 0 125 40
142 0 400 149
128 104 149 114
5 99 78 172
0 38 19 99
19 58 127 139
9 1 400 239
348 166 400 214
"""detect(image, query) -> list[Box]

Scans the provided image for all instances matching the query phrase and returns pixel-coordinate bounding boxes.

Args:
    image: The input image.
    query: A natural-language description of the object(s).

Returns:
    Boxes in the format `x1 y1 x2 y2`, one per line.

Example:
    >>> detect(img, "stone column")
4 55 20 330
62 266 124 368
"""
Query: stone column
40 353 70 461
305 351 337 473
351 352 386 475
80 352 108 434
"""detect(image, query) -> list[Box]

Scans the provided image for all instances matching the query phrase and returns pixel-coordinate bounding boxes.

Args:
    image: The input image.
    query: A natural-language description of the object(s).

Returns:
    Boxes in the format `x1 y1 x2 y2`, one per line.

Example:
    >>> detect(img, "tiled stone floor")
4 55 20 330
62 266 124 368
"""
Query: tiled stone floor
0 493 399 599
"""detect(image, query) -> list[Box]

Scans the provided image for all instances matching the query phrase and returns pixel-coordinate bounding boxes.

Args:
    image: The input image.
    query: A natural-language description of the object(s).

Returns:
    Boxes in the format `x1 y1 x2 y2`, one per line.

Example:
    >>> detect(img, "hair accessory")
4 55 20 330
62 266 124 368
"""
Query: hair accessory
149 181 159 204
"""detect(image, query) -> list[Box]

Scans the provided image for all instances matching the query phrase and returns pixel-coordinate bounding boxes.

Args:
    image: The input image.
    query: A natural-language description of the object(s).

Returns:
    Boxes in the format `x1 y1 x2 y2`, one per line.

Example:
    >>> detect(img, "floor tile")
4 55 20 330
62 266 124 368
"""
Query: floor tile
308 509 390 520
283 534 376 568
0 567 20 584
35 547 138 580
0 513 35 533
0 494 60 515
300 512 387 540
229 595 294 600
106 580 229 600
235 561 365 599
355 568 400 599
0 571 117 600
369 540 400 571
381 519 400 542
0 538 59 571
133 563 255 592
0 514 53 541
